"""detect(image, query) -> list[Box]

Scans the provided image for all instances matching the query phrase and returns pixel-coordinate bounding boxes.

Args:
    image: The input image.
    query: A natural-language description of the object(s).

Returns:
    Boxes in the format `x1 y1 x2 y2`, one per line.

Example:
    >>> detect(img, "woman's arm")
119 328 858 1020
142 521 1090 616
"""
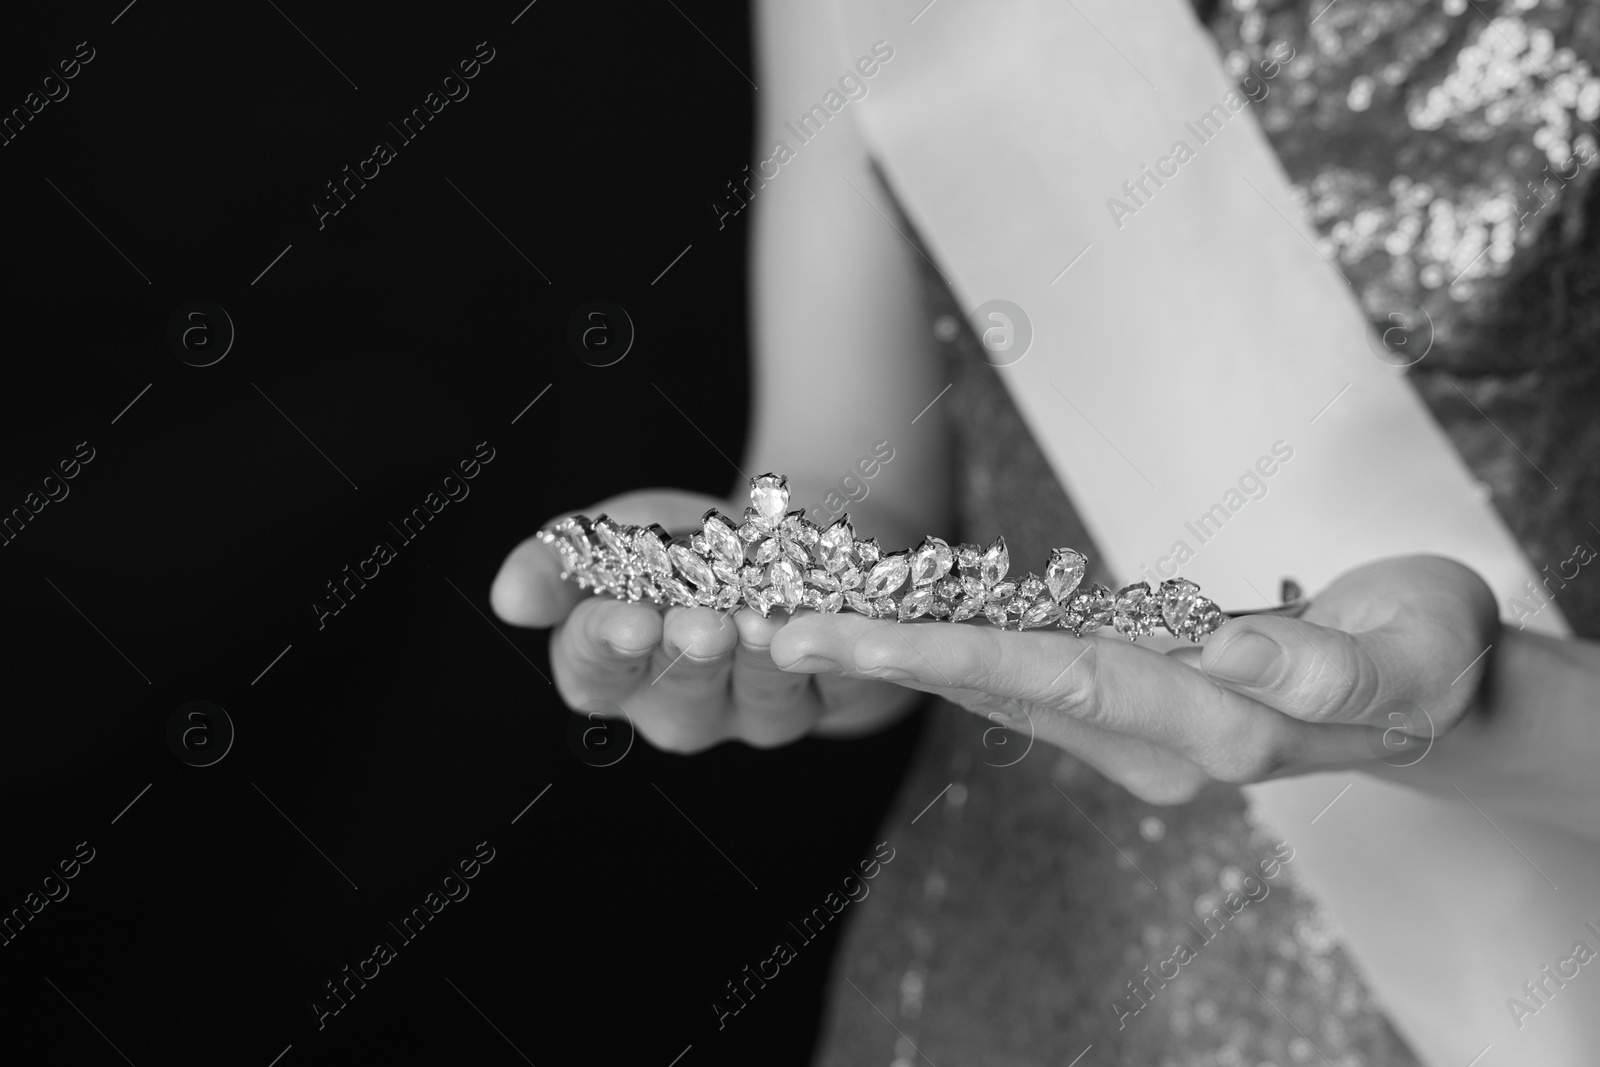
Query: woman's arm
745 0 949 551
1373 626 1600 840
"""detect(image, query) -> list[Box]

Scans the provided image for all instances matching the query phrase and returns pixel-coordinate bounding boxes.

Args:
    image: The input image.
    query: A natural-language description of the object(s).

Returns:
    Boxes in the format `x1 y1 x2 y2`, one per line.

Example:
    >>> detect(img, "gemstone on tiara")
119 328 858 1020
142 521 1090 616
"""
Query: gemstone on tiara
534 473 1233 641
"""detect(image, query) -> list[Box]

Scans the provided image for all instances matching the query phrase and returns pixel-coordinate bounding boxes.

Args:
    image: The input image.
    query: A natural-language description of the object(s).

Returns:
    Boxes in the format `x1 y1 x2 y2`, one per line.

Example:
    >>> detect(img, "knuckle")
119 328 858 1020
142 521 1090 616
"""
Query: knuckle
1285 633 1377 723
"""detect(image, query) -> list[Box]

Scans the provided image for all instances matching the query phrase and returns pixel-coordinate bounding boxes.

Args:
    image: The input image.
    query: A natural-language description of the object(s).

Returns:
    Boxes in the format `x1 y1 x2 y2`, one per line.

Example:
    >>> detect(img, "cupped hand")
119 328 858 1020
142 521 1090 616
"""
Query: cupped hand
769 556 1500 803
490 489 922 753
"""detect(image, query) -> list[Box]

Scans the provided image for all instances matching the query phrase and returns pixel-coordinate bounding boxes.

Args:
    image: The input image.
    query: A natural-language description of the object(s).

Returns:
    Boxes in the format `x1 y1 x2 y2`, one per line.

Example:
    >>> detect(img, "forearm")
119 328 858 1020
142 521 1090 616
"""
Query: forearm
1370 628 1600 840
743 0 950 552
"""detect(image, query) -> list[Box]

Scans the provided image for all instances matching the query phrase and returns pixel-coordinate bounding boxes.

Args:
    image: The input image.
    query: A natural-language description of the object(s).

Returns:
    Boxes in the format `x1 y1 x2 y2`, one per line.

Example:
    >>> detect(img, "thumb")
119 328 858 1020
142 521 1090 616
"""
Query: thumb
490 488 731 628
1198 615 1389 725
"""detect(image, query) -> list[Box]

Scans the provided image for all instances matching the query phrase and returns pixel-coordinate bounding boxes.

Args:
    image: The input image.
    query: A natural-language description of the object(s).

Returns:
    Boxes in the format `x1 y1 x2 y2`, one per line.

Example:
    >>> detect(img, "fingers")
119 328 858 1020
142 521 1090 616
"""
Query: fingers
727 609 827 747
491 533 588 627
771 612 1366 784
550 596 665 706
1202 555 1499 727
491 488 731 628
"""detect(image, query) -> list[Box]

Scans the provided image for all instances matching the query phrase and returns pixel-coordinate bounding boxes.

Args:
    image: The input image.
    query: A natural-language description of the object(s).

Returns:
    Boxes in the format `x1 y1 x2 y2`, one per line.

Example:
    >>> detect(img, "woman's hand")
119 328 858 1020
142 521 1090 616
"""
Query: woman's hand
490 489 923 754
769 555 1500 803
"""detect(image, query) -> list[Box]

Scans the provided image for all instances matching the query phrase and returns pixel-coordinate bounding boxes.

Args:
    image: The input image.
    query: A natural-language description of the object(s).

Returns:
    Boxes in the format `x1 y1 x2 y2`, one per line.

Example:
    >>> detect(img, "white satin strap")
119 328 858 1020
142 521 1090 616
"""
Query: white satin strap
834 0 1598 1062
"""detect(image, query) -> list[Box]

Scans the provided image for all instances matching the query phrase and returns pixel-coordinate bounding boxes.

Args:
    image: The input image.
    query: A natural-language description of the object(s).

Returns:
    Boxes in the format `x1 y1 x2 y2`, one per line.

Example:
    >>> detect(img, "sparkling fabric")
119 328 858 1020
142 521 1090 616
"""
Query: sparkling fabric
814 1 1600 1063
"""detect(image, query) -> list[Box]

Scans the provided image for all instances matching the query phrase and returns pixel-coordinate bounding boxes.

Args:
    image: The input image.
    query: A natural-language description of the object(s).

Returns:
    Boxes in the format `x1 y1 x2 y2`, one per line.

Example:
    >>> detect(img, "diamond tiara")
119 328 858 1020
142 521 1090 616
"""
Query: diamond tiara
539 474 1284 641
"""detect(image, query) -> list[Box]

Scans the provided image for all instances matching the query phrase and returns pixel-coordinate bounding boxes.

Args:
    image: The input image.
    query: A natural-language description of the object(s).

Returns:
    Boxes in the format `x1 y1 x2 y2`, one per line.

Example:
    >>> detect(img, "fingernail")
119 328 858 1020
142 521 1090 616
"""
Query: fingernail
1207 632 1286 686
854 666 915 683
604 638 653 658
781 655 843 673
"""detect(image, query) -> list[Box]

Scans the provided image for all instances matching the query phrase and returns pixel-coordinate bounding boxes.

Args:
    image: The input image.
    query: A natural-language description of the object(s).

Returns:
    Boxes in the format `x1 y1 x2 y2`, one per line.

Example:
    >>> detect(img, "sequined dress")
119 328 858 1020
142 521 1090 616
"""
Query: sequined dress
812 2 1600 1064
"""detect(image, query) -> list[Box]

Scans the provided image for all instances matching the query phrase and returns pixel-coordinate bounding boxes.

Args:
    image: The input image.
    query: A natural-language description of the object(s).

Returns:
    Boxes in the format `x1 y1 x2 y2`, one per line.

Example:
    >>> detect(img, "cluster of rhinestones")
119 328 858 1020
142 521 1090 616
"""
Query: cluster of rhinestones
537 474 1225 641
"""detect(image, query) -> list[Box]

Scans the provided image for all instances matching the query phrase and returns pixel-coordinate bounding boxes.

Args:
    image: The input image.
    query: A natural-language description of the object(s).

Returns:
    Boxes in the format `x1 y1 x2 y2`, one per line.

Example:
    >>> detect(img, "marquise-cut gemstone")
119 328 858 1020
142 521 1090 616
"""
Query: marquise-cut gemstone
863 554 910 598
751 474 789 524
592 517 627 556
898 589 935 620
952 597 984 622
658 576 693 605
808 569 841 592
1020 598 1064 629
980 537 1010 586
632 527 673 577
702 512 744 566
669 544 716 590
755 540 782 564
768 559 804 611
711 561 740 585
1045 548 1087 602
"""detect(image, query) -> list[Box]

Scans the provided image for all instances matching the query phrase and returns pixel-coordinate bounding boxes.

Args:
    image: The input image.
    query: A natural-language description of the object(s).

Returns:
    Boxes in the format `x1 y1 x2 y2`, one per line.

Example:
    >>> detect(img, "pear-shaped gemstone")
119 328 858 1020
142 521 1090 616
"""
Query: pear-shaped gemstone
668 544 716 590
1045 548 1087 602
1159 578 1200 634
980 537 1010 587
863 553 911 598
819 516 855 570
750 474 789 524
910 537 953 586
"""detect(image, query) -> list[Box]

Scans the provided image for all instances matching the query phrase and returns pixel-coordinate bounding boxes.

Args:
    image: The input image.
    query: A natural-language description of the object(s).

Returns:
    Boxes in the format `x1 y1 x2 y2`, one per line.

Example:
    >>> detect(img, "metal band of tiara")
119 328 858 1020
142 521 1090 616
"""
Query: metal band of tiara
538 474 1309 641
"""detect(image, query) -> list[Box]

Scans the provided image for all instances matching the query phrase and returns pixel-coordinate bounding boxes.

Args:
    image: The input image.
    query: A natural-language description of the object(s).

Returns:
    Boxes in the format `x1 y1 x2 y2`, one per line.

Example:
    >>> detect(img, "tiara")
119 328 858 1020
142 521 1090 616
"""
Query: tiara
538 474 1293 641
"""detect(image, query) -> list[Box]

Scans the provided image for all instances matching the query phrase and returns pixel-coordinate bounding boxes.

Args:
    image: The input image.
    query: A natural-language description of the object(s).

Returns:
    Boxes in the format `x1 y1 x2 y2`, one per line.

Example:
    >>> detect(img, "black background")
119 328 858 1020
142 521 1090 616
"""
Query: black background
0 2 921 1063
